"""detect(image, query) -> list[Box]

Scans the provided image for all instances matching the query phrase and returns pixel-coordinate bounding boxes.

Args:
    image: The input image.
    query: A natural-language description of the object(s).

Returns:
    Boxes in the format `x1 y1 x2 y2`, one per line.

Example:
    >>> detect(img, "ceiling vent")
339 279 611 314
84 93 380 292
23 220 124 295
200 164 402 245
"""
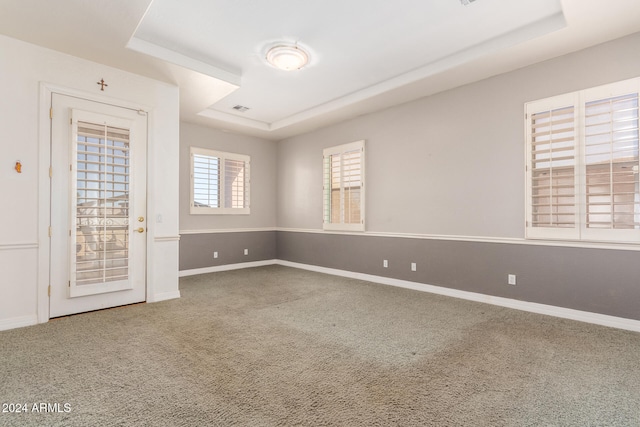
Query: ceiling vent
460 0 477 5
232 105 250 113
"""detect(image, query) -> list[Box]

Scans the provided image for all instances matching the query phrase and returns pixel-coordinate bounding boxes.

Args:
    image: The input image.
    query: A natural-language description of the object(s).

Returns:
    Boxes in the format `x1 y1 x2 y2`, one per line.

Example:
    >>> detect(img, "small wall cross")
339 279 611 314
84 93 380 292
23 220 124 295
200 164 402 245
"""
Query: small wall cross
97 79 108 91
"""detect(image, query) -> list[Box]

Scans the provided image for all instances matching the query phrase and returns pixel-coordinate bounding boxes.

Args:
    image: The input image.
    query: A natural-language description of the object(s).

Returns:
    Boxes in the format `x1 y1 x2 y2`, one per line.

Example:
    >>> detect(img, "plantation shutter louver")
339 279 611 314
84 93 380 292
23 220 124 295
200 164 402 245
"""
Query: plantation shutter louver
342 150 362 224
224 158 248 209
328 153 341 223
584 92 640 231
192 154 220 208
530 105 577 229
323 140 365 231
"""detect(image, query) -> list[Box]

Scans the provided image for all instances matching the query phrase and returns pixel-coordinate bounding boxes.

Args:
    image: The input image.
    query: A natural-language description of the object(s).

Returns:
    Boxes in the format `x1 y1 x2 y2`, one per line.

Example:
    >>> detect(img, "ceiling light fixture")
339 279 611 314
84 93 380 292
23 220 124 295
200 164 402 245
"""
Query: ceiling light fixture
266 44 309 71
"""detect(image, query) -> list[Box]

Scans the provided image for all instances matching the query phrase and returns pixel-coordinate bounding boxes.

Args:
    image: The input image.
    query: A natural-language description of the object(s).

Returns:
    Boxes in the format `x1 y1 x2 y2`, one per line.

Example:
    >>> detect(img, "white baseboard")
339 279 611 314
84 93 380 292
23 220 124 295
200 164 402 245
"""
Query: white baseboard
276 260 640 333
0 315 39 332
148 291 181 303
179 260 278 277
177 259 640 333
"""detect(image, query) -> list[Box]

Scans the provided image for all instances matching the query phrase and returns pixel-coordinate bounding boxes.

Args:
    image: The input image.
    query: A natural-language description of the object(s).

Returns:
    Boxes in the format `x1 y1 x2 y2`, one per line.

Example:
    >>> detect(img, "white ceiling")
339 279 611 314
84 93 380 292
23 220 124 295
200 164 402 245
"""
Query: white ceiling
1 0 639 140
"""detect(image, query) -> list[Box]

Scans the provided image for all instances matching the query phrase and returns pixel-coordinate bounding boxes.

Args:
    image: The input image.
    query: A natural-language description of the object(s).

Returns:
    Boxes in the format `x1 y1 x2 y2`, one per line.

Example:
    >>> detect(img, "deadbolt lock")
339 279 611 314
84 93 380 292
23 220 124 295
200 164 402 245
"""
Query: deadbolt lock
138 216 145 222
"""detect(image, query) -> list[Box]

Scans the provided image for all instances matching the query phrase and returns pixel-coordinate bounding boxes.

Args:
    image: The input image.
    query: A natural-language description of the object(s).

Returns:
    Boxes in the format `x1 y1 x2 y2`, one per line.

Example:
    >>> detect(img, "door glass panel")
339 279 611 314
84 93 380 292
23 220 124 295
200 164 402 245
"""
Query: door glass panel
75 121 130 286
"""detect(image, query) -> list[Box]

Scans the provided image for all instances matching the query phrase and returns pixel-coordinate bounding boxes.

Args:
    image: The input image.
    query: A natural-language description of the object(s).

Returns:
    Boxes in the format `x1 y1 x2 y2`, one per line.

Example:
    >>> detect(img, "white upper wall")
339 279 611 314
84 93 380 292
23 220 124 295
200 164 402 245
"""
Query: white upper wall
277 31 640 239
0 34 180 329
179 122 277 232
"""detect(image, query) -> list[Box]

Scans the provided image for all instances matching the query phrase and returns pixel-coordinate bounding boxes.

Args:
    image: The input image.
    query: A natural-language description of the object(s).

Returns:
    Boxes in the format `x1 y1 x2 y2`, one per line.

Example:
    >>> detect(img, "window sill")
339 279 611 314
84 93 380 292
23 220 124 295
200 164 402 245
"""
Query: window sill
190 207 250 215
323 223 365 232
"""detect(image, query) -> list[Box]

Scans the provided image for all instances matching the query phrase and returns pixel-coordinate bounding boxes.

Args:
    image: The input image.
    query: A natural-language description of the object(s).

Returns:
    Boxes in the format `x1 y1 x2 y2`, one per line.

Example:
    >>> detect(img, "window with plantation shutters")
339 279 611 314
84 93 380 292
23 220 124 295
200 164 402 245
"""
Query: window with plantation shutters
190 147 250 215
526 77 640 243
323 140 365 231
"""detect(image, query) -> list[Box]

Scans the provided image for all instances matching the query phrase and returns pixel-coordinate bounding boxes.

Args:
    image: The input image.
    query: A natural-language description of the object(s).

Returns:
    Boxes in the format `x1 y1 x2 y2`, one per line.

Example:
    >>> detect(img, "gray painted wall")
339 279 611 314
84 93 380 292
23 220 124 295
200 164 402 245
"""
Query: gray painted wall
277 231 640 321
271 32 640 321
179 228 640 321
179 123 277 271
277 32 640 237
179 122 277 231
179 32 640 322
180 231 276 271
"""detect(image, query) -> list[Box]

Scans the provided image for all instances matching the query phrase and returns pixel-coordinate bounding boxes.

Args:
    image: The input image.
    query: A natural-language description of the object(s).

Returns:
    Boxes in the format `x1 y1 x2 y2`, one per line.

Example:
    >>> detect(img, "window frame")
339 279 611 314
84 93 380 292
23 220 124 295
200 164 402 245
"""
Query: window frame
322 140 365 232
525 77 640 243
190 146 250 215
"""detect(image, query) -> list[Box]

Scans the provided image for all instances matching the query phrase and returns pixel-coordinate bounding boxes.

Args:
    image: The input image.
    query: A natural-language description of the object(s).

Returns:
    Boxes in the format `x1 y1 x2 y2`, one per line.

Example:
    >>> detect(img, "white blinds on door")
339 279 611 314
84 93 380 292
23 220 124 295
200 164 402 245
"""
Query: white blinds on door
74 121 130 286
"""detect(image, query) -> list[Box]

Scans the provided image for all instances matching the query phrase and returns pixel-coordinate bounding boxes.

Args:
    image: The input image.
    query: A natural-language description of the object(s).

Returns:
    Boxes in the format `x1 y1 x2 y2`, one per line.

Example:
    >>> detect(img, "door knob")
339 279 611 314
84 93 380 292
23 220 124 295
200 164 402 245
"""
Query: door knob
136 227 145 233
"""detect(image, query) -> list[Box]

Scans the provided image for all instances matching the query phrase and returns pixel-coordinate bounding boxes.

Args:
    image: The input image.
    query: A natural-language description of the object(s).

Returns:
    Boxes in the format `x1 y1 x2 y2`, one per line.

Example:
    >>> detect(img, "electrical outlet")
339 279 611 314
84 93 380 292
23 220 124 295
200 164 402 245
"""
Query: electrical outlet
383 260 388 268
508 274 516 285
411 262 417 272
244 249 249 255
213 252 218 259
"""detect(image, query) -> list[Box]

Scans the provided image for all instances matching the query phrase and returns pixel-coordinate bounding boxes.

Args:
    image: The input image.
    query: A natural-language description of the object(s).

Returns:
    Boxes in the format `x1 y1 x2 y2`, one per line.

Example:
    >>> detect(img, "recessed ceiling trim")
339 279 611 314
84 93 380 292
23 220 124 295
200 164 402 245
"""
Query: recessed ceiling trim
197 108 271 131
126 36 242 86
268 10 566 132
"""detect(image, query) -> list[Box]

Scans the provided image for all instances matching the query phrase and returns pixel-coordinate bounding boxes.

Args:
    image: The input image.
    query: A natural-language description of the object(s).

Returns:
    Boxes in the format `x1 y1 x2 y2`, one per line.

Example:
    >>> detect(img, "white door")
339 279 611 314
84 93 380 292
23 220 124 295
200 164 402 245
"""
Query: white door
49 94 147 317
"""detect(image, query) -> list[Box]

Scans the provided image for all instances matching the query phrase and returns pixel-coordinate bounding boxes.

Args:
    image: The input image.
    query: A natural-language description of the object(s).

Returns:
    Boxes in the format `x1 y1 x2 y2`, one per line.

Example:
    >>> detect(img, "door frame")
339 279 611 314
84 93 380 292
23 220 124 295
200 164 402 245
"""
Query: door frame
38 83 152 322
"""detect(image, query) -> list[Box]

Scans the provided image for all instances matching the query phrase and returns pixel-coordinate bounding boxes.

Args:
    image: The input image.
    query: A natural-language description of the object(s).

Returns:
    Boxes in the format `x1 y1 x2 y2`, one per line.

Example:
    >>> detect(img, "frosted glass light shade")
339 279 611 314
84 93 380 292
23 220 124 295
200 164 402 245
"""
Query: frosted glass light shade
266 45 309 71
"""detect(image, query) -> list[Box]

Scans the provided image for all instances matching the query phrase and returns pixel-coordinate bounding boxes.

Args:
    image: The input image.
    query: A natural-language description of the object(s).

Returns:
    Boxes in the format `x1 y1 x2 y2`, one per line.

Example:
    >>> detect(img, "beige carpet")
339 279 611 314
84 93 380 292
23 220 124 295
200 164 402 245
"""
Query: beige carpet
1 265 639 426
